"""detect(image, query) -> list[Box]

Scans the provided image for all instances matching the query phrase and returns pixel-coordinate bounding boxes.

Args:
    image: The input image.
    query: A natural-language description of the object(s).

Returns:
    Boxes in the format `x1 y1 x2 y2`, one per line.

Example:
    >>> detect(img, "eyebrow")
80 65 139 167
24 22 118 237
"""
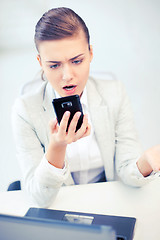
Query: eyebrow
46 53 84 63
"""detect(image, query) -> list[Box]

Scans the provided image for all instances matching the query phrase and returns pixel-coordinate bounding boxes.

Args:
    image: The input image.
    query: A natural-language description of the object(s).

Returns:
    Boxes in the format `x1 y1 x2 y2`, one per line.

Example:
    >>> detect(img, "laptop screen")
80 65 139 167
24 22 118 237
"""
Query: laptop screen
0 213 116 240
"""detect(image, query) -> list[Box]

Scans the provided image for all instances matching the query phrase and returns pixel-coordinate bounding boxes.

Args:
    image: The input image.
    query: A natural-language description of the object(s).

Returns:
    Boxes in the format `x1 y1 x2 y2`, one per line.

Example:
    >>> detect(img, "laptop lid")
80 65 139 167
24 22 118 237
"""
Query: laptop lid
25 208 136 240
0 213 116 240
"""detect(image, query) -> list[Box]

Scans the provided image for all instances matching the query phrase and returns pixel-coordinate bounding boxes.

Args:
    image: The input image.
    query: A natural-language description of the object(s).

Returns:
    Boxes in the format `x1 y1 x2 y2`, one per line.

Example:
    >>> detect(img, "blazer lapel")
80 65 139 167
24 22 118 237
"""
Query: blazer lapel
40 82 56 147
86 78 114 180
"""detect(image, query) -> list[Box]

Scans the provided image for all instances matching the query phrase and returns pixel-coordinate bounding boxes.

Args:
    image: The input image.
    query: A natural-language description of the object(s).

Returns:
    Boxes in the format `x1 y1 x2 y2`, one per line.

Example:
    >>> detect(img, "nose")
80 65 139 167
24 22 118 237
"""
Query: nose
62 64 73 82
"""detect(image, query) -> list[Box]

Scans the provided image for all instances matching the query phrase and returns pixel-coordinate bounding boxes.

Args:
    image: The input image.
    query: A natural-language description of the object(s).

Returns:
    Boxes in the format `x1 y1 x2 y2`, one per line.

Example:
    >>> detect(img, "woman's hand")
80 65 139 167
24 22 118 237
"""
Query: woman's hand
46 111 91 168
137 144 160 177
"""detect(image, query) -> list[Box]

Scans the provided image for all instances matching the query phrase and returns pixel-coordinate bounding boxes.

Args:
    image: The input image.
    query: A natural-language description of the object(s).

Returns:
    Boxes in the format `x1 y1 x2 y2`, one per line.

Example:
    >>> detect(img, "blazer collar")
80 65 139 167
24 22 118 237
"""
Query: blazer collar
86 76 104 107
42 81 56 112
86 77 113 179
42 77 104 113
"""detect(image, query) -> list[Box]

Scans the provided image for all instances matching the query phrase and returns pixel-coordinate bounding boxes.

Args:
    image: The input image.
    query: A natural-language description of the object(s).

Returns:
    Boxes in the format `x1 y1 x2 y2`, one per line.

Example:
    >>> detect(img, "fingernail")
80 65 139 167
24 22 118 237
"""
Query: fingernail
65 111 70 116
76 112 81 118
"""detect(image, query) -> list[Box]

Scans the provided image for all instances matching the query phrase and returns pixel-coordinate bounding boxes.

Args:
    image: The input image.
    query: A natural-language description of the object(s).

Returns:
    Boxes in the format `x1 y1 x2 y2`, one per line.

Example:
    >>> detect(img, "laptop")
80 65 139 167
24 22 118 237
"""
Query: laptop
25 208 136 240
0 213 116 240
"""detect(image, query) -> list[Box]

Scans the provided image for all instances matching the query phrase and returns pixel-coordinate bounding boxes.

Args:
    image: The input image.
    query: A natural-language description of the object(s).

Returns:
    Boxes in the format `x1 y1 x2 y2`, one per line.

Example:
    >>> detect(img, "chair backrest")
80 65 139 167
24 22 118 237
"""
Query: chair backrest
20 71 46 95
20 71 116 95
90 71 116 81
7 181 21 191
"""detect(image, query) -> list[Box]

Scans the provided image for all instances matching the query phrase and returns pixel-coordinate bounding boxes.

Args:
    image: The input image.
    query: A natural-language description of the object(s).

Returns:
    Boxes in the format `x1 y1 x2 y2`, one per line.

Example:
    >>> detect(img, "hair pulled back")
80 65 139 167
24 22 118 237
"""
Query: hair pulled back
34 7 90 52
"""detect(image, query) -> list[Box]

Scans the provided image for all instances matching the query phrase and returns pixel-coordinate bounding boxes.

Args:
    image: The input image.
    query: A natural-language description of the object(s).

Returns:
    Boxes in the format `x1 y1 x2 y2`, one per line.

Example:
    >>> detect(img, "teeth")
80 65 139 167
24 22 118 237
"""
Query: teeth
64 85 75 90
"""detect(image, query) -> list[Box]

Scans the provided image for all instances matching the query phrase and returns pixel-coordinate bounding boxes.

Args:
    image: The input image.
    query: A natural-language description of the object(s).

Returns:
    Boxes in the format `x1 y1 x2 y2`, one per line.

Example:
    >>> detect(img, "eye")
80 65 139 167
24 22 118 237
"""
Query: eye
49 63 60 69
72 59 83 65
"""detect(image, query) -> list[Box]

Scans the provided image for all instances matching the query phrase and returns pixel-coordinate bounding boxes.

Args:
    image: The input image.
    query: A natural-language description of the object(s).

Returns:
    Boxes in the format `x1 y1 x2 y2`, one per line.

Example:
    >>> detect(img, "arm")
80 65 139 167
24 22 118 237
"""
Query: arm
12 98 90 207
11 98 64 207
115 81 158 186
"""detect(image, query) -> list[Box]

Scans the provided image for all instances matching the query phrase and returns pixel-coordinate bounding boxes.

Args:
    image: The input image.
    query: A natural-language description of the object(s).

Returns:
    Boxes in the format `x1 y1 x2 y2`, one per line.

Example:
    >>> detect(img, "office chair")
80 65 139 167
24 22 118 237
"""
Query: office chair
7 180 21 191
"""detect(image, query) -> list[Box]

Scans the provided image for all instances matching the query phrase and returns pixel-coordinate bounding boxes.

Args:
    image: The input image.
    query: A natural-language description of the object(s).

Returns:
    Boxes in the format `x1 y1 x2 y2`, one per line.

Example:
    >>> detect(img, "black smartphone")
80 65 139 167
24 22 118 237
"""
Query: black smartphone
52 95 83 132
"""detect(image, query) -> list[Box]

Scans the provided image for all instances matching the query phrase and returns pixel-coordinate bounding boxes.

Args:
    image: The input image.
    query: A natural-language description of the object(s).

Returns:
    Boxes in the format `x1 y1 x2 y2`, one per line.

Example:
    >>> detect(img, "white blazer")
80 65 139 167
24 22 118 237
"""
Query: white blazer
12 75 152 207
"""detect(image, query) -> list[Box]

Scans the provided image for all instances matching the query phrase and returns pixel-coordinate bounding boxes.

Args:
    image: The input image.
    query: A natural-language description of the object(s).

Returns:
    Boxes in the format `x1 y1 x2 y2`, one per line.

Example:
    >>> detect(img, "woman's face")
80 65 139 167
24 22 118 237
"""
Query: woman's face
37 31 93 97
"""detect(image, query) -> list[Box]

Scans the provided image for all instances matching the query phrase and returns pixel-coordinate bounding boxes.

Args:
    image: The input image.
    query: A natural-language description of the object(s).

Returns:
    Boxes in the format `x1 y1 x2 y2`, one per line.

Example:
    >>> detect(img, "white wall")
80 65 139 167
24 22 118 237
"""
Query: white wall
0 0 160 191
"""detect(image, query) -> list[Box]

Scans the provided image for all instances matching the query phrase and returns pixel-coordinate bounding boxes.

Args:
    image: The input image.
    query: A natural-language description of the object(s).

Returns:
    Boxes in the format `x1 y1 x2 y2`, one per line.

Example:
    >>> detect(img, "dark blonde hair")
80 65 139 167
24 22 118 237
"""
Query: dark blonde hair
34 7 90 52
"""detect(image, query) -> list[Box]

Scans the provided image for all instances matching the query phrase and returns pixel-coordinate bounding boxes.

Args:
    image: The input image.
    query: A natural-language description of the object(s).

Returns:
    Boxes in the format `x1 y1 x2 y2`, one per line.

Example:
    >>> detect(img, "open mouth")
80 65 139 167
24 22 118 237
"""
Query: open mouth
63 85 77 91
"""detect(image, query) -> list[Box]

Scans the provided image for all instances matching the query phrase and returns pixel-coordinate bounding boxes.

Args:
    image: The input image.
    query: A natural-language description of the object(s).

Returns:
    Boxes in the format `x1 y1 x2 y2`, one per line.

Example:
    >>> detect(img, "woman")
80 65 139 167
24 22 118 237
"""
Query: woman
12 7 160 207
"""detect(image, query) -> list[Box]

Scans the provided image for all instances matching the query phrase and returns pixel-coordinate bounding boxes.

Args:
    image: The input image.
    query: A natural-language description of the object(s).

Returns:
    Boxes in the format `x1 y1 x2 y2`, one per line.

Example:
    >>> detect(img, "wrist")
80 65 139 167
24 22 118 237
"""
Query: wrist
46 143 67 169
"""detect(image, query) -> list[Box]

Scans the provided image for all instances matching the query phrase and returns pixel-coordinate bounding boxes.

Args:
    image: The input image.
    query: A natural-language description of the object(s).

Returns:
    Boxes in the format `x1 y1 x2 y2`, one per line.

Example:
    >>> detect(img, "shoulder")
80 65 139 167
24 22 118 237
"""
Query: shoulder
12 80 48 119
14 70 48 109
87 76 127 102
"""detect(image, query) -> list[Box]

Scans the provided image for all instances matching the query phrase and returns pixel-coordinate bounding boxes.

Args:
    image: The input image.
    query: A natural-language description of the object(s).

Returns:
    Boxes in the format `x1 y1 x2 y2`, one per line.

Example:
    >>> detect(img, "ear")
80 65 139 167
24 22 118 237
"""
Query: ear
89 45 93 62
37 54 42 67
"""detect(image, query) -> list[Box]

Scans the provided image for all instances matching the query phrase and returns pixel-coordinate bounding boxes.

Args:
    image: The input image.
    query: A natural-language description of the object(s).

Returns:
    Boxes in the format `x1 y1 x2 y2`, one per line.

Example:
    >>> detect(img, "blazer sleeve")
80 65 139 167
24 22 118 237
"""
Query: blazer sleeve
115 81 157 186
11 97 70 207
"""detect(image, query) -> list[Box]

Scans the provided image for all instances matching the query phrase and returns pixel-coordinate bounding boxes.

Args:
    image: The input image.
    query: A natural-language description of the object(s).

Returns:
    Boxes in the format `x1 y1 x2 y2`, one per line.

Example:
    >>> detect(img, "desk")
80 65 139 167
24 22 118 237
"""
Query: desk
0 179 160 240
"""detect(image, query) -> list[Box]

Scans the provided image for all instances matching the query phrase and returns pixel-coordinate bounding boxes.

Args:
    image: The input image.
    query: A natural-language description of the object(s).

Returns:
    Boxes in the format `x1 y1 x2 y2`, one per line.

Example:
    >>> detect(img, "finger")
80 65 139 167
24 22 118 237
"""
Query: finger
81 123 91 138
79 114 89 132
67 111 81 135
149 159 160 172
49 118 58 133
73 114 90 141
77 123 91 141
145 146 160 172
59 111 70 136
